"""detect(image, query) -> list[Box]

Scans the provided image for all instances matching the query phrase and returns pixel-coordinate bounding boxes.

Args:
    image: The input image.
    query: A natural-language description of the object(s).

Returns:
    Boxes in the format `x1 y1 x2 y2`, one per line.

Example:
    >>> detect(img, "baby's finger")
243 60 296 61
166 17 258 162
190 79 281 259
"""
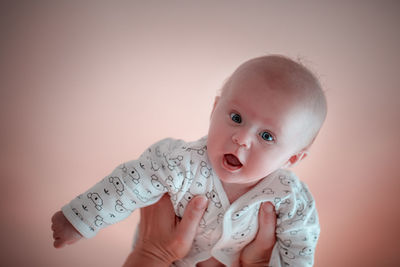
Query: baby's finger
51 211 62 223
175 195 207 244
53 238 66 249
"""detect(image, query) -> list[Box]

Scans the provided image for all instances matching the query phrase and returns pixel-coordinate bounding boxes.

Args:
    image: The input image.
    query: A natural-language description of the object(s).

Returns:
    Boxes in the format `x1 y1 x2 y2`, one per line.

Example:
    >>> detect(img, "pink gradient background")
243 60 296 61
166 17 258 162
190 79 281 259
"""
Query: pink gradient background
1 1 399 266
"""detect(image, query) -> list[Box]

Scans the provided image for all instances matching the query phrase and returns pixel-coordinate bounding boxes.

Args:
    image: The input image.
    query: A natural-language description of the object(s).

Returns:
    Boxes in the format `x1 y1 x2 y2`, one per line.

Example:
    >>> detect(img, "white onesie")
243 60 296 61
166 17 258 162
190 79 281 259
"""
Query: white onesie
62 137 320 266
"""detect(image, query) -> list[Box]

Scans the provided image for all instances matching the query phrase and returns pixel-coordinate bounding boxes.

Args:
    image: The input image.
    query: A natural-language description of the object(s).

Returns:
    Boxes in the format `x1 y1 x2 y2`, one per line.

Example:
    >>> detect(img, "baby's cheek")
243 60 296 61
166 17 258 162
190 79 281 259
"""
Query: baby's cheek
252 152 282 175
247 158 268 177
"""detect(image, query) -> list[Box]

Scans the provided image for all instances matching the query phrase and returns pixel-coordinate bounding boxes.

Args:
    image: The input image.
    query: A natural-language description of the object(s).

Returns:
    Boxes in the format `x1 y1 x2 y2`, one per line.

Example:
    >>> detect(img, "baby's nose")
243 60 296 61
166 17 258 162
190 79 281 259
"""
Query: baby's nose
232 131 251 149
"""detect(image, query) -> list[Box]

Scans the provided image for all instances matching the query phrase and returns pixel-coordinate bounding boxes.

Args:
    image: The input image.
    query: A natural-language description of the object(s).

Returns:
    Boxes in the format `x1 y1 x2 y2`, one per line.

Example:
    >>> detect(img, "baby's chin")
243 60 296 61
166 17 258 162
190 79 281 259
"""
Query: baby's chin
215 168 266 187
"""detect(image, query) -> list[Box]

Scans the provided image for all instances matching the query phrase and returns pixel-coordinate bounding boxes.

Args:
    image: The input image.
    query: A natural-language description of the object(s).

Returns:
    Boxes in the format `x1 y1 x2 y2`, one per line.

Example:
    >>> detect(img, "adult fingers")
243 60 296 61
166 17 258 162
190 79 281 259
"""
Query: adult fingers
151 194 177 229
135 194 208 262
139 194 175 235
240 202 277 267
255 202 276 248
174 195 208 246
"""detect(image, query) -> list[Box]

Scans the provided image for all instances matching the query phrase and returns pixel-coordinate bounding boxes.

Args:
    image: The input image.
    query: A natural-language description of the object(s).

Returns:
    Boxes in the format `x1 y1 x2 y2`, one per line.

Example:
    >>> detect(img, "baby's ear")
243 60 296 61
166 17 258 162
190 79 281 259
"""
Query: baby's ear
285 150 309 168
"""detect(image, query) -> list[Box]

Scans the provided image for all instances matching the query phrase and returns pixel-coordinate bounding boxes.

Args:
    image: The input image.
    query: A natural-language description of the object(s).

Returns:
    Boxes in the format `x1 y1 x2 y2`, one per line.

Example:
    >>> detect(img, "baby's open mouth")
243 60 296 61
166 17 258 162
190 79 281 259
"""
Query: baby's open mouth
223 154 243 170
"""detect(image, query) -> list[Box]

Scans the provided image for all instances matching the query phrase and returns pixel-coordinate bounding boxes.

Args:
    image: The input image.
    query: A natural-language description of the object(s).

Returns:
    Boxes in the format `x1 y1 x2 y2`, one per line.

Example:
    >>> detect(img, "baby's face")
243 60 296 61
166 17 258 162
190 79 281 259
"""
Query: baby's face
207 69 314 187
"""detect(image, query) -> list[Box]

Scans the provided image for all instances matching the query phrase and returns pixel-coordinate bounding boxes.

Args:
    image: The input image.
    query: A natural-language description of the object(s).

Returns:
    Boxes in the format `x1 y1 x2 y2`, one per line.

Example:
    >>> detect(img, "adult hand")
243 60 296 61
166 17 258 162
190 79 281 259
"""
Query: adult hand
123 194 208 267
123 197 276 267
240 202 277 267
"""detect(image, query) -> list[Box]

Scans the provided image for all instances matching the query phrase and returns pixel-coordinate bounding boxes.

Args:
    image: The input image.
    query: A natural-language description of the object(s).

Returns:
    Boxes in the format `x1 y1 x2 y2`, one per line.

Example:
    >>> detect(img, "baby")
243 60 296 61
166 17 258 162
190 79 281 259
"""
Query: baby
51 55 327 266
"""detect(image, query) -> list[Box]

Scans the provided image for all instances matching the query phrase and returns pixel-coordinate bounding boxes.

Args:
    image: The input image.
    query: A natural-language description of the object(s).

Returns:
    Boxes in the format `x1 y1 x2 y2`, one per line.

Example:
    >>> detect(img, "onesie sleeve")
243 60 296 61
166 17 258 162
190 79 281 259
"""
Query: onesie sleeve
268 173 320 266
61 138 191 238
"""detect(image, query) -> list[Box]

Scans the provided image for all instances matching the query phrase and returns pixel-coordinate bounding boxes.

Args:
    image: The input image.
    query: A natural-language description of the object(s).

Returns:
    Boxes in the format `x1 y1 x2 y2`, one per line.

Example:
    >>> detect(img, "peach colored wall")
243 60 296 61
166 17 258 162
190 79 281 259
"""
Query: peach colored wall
1 1 399 266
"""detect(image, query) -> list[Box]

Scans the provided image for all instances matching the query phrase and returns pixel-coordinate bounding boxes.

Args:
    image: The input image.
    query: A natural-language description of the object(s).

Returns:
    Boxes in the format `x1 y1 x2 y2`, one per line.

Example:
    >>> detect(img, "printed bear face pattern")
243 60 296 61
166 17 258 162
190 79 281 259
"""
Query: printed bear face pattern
206 190 222 208
232 226 252 240
115 199 132 213
109 177 124 196
164 154 184 171
166 175 179 192
151 174 167 191
87 193 103 211
119 164 141 184
231 205 249 221
200 161 211 179
72 208 83 220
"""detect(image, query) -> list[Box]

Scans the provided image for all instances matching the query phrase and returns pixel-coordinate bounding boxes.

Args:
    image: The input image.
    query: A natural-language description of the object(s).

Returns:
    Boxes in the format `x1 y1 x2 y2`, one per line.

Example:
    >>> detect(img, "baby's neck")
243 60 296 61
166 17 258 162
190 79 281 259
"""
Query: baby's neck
221 180 259 204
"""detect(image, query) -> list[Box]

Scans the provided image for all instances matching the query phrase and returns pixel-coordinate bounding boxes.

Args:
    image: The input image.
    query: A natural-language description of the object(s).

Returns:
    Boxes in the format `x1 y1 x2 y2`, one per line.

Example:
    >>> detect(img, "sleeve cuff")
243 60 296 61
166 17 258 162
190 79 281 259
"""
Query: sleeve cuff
62 204 97 239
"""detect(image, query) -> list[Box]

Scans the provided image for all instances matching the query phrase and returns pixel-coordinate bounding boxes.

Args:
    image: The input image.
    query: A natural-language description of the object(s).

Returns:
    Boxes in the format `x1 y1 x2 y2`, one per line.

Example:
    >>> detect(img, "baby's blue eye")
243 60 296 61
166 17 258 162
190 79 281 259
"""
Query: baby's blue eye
230 113 242 124
260 131 274 142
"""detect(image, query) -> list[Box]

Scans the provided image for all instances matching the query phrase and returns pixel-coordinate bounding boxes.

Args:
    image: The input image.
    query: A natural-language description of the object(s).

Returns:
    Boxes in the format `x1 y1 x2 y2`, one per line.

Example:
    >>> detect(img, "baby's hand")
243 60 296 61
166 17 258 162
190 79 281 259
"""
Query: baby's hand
51 210 83 248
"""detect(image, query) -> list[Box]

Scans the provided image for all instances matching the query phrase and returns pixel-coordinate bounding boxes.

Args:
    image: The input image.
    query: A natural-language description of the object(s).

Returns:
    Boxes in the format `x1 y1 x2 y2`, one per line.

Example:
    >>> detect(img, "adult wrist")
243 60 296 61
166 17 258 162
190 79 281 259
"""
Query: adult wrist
240 258 271 267
240 248 273 267
126 242 176 267
124 248 172 267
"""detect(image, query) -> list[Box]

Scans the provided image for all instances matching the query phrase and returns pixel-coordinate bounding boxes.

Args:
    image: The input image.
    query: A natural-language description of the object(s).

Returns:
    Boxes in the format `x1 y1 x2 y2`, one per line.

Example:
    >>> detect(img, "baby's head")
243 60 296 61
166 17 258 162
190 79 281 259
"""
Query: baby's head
207 55 327 187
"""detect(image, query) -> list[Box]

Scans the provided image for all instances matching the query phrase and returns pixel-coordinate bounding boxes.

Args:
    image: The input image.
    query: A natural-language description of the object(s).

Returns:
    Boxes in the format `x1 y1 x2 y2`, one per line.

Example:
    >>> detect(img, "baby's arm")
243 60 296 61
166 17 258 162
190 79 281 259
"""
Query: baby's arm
51 210 82 248
53 138 189 245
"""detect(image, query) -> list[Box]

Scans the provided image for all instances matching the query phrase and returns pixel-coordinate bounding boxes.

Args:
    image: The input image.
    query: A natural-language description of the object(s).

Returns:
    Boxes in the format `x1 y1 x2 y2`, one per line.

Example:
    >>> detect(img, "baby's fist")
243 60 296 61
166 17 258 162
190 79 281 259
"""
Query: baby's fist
51 210 82 248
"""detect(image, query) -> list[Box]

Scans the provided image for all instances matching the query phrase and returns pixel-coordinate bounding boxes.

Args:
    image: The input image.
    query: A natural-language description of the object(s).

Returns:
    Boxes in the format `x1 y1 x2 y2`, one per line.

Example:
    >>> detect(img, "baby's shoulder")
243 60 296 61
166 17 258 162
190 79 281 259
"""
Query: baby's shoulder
256 169 314 201
152 137 186 151
151 136 206 153
260 169 301 189
274 169 316 207
142 137 209 168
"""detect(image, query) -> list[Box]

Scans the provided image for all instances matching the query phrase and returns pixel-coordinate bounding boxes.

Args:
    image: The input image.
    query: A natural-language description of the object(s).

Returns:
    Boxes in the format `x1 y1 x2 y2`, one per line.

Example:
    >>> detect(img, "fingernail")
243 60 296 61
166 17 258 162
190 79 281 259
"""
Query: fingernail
263 202 274 213
195 196 208 210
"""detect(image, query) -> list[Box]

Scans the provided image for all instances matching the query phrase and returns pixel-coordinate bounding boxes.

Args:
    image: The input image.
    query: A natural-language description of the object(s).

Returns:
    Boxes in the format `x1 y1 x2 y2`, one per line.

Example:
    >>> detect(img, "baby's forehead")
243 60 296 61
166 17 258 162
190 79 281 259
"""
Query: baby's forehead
221 55 326 109
224 69 302 102
238 59 310 89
